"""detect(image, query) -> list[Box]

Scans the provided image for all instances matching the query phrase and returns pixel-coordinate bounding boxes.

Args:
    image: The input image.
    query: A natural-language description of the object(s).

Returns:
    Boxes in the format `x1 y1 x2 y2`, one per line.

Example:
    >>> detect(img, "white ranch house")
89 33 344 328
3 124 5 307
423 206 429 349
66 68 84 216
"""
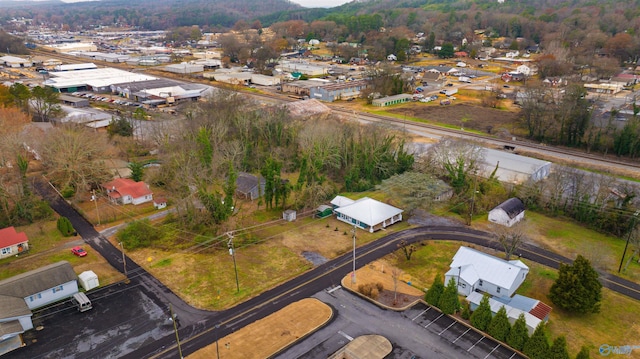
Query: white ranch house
331 196 403 233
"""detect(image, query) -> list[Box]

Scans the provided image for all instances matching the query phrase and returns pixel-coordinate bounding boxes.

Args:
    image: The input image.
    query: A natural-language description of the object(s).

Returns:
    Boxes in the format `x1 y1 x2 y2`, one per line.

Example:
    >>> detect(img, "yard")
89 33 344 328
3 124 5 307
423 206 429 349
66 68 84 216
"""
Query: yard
0 220 124 285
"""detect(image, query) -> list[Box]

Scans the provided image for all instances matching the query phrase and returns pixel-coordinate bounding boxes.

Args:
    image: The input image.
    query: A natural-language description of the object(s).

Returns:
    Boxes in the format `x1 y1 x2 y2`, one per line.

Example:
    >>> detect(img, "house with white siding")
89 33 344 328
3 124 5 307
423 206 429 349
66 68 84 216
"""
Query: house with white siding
0 227 29 260
445 246 529 298
102 178 153 205
332 196 403 232
0 261 79 355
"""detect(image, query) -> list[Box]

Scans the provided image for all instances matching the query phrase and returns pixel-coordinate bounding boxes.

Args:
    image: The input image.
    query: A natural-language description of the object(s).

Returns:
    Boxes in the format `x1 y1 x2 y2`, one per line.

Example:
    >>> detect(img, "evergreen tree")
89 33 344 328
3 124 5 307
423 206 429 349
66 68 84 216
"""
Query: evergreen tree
438 277 460 315
549 255 602 314
548 336 570 359
506 313 529 351
460 300 471 320
470 294 492 331
575 346 590 359
487 306 511 342
57 216 75 236
523 323 550 359
128 162 144 182
425 274 444 307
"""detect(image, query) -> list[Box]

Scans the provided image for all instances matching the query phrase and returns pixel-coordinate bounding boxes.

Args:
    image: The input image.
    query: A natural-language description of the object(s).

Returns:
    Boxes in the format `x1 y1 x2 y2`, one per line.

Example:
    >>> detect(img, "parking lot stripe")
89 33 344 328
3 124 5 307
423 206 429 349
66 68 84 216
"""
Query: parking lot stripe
338 330 354 341
468 337 484 352
484 344 501 359
424 313 443 328
508 353 517 359
412 308 429 321
452 328 470 343
438 321 456 335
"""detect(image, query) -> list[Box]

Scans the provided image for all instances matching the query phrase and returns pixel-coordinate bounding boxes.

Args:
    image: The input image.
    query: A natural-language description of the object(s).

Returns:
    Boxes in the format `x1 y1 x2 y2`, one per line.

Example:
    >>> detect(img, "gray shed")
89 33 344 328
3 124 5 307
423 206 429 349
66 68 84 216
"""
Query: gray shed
235 173 266 201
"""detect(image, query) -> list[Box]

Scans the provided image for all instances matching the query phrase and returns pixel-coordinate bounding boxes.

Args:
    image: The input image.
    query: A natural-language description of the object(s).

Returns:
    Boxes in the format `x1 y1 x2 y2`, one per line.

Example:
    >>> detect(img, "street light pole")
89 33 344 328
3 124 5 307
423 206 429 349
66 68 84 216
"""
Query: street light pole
351 225 357 284
227 233 240 293
619 210 640 273
215 323 221 359
169 304 183 359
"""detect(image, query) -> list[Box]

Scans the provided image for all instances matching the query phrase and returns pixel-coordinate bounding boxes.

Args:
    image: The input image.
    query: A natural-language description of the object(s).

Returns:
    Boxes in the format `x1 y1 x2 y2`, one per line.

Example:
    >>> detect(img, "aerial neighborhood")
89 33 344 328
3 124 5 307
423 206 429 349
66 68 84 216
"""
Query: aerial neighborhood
0 0 639 357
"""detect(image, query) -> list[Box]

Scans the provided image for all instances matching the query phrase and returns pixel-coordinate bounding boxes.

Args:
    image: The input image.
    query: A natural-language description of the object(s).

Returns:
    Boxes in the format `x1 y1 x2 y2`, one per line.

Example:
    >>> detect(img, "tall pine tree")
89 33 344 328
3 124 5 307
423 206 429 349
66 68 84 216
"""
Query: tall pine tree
548 336 570 359
438 277 460 315
523 323 550 359
487 306 511 342
425 274 444 307
549 255 602 314
506 313 529 351
470 294 493 331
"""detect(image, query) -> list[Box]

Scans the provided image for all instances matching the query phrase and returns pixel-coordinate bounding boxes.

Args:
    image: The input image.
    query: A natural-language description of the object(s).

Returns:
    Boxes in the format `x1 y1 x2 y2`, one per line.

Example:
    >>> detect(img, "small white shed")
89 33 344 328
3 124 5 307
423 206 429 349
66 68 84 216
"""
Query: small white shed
283 209 297 222
488 198 525 227
78 270 99 291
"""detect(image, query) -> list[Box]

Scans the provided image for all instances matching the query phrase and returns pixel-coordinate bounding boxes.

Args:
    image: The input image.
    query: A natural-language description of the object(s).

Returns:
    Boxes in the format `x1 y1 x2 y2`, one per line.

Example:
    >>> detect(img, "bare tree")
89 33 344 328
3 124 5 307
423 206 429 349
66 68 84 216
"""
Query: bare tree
390 266 403 306
493 220 528 260
426 137 485 194
397 239 418 260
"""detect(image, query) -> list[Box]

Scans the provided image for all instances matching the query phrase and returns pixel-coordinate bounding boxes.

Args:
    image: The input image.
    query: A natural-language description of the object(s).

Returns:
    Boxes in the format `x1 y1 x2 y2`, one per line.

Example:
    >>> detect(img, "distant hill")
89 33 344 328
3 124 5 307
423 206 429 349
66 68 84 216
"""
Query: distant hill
0 0 303 30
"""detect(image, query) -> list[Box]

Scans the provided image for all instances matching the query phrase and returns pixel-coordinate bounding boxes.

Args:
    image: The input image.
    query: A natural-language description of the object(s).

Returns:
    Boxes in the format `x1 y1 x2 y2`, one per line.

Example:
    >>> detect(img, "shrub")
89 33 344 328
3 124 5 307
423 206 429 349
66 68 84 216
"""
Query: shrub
506 313 529 351
438 277 460 314
57 216 75 236
116 219 162 249
460 301 471 320
470 294 492 331
487 306 511 342
425 274 444 306
358 283 381 300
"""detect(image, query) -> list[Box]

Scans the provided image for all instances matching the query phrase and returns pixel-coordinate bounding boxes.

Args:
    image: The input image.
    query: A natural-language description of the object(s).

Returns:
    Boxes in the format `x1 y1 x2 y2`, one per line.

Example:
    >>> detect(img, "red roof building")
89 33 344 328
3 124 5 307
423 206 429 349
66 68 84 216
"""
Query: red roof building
0 227 29 259
102 178 153 205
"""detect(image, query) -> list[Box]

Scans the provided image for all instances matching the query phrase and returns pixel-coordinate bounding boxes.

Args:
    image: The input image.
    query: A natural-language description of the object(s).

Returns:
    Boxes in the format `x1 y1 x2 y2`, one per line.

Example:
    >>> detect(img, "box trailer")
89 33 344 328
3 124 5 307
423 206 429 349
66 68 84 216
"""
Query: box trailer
445 88 458 96
458 76 471 83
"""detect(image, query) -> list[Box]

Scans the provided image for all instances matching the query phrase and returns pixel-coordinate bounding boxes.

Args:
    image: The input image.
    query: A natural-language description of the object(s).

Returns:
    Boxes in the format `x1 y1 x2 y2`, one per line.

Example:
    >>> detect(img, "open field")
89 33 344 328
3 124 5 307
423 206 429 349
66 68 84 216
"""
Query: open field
188 298 333 359
123 214 409 310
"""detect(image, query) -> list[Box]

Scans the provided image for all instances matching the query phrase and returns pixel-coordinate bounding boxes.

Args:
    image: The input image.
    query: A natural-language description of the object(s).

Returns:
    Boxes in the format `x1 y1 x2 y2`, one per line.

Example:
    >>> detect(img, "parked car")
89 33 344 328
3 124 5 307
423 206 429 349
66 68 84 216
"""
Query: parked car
71 246 87 257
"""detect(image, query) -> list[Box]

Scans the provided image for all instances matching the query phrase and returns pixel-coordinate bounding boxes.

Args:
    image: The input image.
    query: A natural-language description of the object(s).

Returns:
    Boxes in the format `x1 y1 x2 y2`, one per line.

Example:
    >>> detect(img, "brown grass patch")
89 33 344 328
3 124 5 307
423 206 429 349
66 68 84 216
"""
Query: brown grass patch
188 298 332 359
342 260 425 300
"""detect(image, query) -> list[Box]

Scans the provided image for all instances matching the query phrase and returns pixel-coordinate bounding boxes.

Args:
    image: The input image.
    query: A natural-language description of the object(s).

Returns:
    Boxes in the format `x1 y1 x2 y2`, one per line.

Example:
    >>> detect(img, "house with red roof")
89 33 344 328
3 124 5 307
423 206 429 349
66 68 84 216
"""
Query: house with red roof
101 178 153 205
0 227 29 260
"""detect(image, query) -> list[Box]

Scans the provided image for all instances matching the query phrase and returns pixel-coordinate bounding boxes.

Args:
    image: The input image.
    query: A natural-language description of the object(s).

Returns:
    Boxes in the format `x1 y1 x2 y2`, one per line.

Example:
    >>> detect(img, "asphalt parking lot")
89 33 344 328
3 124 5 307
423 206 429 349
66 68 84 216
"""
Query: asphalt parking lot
405 303 526 359
279 288 525 359
5 279 175 359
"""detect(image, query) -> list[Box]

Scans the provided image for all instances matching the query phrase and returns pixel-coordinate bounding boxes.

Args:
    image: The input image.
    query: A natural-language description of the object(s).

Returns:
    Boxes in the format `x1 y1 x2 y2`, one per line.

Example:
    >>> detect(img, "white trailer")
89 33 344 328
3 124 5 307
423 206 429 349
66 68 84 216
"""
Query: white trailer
445 88 458 96
458 76 471 83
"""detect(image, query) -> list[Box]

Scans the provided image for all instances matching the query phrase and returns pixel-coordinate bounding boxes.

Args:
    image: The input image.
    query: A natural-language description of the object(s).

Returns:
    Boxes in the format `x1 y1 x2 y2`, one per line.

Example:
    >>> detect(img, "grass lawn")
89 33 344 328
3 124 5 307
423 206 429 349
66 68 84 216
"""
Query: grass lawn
0 220 125 286
120 214 410 310
188 298 332 359
74 193 163 226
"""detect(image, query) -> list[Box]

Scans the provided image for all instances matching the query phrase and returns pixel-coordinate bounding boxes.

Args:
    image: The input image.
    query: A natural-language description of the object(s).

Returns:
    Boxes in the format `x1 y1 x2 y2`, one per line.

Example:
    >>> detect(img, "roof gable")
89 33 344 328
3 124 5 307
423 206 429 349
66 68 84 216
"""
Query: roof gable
0 261 77 298
0 227 28 248
450 246 528 289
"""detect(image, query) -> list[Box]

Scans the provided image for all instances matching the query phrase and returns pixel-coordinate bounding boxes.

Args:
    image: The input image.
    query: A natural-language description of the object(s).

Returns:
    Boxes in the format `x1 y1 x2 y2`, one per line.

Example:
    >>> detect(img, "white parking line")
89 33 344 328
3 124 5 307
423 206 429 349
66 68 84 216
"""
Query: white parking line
338 330 354 341
484 344 500 359
424 313 443 328
468 337 483 352
508 353 517 359
412 308 430 321
438 321 456 335
452 328 470 343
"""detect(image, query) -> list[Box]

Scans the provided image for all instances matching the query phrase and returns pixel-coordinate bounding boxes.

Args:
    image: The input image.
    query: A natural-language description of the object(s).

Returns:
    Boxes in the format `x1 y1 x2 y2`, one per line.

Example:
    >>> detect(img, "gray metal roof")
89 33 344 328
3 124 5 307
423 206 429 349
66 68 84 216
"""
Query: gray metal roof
449 246 528 290
0 295 31 318
0 261 77 299
493 198 525 219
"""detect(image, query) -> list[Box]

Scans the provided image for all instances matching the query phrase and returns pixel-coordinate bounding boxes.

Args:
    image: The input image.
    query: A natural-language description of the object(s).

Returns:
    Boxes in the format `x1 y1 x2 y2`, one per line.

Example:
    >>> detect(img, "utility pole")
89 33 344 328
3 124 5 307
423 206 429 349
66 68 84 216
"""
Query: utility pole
215 323 221 359
619 210 640 273
227 233 240 293
119 242 129 283
169 304 183 359
351 225 357 284
92 189 100 226
469 170 478 226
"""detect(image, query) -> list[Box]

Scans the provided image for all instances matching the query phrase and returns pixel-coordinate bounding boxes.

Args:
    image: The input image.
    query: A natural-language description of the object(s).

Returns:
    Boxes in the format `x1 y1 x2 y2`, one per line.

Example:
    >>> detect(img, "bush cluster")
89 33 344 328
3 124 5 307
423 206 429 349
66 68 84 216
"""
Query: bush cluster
358 282 384 300
57 216 75 236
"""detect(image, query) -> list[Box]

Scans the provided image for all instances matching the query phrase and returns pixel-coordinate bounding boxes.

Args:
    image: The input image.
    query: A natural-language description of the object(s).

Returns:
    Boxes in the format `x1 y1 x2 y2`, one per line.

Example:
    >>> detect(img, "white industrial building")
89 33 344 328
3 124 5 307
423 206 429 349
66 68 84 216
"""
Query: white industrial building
277 61 329 76
45 67 157 93
0 55 33 68
481 148 552 183
164 63 204 74
44 42 98 53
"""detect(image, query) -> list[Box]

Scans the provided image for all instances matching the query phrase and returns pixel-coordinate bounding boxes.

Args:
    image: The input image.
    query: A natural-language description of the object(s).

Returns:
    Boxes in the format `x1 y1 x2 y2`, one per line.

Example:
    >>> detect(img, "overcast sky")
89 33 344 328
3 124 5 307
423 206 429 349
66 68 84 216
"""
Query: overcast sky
288 0 351 8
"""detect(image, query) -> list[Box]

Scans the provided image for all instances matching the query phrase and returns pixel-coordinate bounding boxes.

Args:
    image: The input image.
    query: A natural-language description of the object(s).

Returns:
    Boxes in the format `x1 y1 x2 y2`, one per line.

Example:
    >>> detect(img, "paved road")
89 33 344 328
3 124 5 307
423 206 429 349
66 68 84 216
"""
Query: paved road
32 178 640 358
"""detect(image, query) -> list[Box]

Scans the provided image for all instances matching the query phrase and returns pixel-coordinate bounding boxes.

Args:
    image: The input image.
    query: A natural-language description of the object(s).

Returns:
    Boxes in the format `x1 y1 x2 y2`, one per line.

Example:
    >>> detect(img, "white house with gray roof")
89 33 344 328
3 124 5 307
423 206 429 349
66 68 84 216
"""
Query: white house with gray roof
0 261 79 355
445 246 529 298
332 196 403 232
